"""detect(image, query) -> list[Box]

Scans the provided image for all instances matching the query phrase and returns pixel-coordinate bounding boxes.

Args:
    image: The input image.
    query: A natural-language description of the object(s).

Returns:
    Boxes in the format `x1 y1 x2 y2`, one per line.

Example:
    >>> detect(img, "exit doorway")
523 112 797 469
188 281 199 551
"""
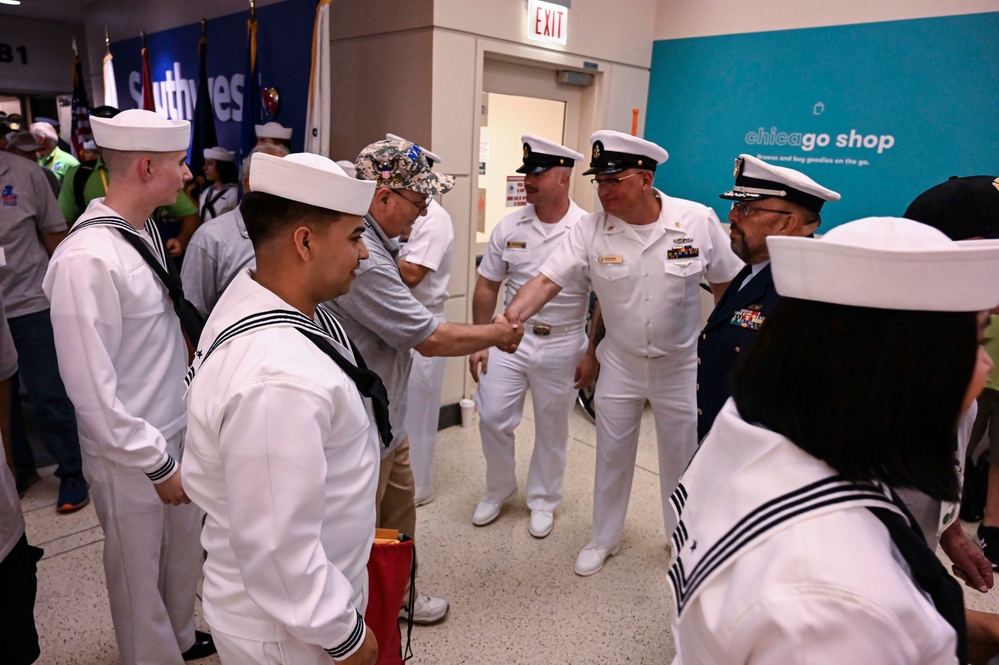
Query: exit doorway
476 57 592 253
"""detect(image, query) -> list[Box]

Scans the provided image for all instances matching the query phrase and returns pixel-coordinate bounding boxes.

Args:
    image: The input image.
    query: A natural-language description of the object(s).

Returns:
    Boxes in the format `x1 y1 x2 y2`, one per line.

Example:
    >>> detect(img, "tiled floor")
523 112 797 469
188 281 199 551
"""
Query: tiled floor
22 397 999 664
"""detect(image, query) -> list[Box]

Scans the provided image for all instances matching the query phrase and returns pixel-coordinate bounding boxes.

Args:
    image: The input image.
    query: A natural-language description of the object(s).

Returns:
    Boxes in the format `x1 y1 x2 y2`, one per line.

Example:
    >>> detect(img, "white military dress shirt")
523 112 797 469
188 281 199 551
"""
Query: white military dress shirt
541 189 742 356
479 200 589 326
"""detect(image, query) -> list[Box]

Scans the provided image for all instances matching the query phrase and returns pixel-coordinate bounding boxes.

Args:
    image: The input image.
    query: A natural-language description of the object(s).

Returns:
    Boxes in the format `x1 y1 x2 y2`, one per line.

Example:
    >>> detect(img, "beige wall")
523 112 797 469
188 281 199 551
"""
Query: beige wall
654 0 999 39
0 16 88 95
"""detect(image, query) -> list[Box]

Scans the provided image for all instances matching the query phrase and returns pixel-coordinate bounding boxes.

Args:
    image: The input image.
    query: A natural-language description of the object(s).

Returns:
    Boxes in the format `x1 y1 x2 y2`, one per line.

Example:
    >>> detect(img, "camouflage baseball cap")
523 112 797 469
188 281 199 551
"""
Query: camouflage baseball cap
355 139 455 196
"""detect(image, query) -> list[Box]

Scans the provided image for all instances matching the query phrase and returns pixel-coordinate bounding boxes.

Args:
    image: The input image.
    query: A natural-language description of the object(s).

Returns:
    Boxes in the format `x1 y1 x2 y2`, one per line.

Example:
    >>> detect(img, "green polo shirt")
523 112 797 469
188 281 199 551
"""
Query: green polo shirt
59 157 198 225
38 146 79 182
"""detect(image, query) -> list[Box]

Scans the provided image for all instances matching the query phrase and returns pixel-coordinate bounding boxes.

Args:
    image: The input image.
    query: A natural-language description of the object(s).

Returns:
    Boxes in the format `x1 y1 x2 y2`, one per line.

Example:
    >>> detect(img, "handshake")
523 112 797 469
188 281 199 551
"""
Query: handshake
491 312 524 354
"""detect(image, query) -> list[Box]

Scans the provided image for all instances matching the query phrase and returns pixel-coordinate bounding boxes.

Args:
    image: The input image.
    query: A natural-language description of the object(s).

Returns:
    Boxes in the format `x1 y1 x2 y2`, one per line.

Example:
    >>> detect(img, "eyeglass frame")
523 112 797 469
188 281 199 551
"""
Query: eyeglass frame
729 201 793 218
590 171 643 190
388 188 430 216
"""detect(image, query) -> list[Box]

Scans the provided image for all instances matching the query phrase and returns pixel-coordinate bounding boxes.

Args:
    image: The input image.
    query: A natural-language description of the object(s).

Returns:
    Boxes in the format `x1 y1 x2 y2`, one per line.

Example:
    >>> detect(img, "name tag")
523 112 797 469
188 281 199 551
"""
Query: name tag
730 307 766 331
597 255 623 264
667 246 700 260
506 241 527 249
673 237 694 245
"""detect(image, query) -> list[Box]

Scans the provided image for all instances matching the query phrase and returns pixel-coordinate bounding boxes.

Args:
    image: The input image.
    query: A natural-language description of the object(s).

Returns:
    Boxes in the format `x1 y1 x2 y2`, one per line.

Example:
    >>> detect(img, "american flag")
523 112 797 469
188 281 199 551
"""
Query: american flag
70 41 92 157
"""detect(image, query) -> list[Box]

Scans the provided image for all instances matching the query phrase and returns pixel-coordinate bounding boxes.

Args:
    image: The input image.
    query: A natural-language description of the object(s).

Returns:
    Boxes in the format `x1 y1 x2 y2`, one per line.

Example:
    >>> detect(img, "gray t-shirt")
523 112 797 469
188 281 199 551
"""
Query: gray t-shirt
0 153 67 318
326 215 438 456
180 206 255 318
0 287 23 560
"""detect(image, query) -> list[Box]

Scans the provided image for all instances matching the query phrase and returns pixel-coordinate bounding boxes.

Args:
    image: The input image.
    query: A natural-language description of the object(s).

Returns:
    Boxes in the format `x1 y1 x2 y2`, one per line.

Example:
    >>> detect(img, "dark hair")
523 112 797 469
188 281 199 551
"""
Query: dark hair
731 297 977 502
240 191 342 248
216 160 239 185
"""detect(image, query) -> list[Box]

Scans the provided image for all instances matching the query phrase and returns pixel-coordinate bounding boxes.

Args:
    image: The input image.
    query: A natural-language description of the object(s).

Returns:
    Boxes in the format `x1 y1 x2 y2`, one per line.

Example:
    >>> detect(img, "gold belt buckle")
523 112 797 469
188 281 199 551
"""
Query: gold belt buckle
532 324 552 337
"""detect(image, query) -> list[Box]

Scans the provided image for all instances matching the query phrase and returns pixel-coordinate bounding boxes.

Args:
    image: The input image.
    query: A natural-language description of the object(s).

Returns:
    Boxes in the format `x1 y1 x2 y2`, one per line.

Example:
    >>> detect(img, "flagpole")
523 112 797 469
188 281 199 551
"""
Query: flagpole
102 26 118 107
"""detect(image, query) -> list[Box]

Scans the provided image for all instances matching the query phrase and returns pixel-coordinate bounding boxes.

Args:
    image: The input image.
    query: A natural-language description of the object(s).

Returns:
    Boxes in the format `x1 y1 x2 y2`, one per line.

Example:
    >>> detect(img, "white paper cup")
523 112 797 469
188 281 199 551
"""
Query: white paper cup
460 398 475 428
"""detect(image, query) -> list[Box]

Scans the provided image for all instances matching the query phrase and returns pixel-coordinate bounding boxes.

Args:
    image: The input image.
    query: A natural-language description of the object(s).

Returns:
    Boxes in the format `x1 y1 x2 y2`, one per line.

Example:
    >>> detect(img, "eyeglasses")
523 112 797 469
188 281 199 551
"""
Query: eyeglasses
590 172 642 190
730 201 792 218
389 188 430 216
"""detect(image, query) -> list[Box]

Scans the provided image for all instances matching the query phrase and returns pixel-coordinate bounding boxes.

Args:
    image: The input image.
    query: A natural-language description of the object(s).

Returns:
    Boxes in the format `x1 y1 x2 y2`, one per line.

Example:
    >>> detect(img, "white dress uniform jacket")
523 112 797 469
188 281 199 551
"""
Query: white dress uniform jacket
399 199 454 502
670 400 958 665
475 200 589 510
540 190 742 545
183 270 378 661
42 199 201 665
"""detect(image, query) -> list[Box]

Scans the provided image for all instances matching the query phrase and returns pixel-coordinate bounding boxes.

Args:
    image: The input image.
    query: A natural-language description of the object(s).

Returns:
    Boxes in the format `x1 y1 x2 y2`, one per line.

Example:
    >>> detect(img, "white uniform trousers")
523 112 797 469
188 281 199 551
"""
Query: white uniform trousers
590 341 697 549
475 330 588 511
84 432 202 665
213 629 332 665
406 313 447 502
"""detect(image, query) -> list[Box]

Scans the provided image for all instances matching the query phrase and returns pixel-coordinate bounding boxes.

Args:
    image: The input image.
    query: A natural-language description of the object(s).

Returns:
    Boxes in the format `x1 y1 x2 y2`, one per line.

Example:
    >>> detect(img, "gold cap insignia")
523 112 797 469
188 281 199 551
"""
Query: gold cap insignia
733 157 744 179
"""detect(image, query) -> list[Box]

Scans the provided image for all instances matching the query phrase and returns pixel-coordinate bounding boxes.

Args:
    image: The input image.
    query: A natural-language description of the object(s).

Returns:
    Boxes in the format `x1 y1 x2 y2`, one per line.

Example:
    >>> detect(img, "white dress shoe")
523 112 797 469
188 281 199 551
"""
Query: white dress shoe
414 491 436 507
573 542 620 576
399 593 449 624
528 510 554 538
471 490 515 526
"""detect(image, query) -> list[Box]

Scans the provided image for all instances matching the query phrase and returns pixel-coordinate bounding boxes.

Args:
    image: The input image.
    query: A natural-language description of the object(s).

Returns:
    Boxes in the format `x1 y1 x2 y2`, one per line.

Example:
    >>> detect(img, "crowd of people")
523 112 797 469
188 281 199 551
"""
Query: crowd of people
1 101 998 665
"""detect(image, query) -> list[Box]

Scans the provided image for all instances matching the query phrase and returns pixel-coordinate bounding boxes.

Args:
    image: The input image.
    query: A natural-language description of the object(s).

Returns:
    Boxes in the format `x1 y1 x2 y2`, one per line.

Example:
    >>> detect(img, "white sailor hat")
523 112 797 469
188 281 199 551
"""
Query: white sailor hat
90 109 190 152
204 146 235 162
584 130 668 176
516 134 583 175
385 133 442 167
721 154 840 213
768 217 999 311
249 152 375 217
255 122 293 140
335 159 358 179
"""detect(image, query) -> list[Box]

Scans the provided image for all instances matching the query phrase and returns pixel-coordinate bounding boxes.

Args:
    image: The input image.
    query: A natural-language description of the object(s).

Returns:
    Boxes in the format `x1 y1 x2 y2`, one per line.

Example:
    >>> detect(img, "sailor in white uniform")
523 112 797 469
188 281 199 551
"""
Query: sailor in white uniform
506 130 742 575
43 110 214 664
254 122 293 149
198 146 239 222
469 135 589 538
392 135 454 507
182 152 381 665
670 217 999 664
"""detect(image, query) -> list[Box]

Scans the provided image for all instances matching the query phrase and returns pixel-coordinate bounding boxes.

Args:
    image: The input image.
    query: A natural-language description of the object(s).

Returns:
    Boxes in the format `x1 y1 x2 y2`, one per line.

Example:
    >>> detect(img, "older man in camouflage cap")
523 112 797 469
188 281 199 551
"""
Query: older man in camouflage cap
328 138 522 624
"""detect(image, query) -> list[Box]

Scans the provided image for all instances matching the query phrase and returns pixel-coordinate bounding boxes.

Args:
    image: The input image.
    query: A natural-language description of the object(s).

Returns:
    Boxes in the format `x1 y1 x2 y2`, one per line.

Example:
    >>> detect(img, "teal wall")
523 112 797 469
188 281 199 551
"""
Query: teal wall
647 13 999 229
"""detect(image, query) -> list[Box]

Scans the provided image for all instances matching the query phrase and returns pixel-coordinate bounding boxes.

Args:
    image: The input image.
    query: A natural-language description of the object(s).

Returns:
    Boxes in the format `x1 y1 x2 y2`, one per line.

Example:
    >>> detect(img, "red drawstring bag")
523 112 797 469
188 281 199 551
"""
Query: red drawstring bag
365 529 415 665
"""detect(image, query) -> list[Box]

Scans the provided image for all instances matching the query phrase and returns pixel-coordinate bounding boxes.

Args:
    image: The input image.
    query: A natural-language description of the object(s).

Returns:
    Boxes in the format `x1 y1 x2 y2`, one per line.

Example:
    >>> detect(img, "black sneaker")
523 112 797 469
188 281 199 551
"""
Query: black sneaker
56 475 90 513
976 524 999 569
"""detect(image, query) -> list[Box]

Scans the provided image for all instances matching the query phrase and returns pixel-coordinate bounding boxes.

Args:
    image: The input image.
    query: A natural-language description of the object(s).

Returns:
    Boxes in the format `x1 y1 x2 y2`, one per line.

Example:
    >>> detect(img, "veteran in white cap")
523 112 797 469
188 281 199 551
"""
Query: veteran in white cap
671 217 999 665
327 137 522 625
199 146 239 222
254 121 293 148
42 109 217 663
468 134 591 538
385 133 455 508
182 152 380 665
506 129 743 575
697 154 840 440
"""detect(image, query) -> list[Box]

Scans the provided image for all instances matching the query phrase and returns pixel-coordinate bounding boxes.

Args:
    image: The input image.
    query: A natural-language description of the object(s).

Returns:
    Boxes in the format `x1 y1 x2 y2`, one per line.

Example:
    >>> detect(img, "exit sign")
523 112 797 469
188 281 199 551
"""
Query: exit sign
528 0 568 46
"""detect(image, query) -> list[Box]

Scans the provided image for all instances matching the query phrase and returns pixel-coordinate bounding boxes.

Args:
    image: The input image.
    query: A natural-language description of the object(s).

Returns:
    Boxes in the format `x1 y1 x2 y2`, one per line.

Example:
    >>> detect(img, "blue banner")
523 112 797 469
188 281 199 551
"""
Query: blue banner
110 0 314 157
647 13 999 229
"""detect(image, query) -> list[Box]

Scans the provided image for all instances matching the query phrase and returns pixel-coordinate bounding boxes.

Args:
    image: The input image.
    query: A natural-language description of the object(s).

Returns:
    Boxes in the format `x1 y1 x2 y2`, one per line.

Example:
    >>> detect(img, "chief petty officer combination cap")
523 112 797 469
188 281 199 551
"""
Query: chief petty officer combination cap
516 134 584 175
721 154 841 213
583 129 669 176
90 109 190 152
255 121 293 140
203 146 236 162
904 175 999 241
767 217 999 312
249 152 375 217
386 133 443 167
355 139 455 197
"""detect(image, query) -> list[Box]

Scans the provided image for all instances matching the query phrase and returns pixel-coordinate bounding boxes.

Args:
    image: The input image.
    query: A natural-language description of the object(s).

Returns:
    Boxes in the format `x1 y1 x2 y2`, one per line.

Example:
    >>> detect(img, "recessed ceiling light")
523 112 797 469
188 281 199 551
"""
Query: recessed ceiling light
0 1 23 6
